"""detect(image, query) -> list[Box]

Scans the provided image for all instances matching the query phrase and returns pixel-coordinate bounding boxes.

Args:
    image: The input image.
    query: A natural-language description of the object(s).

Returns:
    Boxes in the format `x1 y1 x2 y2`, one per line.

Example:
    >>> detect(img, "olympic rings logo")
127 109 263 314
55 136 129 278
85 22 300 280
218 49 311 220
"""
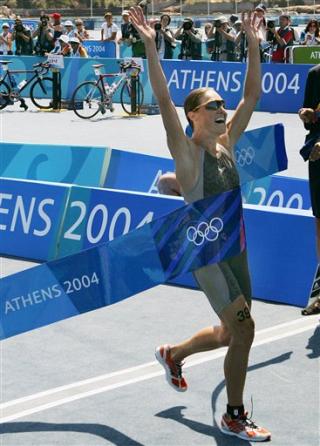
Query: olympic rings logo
235 146 255 167
186 217 224 246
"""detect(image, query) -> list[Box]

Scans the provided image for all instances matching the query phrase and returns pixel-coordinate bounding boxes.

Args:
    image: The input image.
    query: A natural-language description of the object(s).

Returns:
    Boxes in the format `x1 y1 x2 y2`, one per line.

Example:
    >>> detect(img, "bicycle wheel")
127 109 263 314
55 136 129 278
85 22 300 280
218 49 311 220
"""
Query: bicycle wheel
120 78 144 115
0 80 10 110
71 81 103 119
30 77 54 109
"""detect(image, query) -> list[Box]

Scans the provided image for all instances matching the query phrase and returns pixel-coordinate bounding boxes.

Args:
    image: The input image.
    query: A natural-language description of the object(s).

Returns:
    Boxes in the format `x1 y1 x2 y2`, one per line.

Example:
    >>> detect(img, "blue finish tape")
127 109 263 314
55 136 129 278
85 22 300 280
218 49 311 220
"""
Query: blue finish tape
0 189 243 339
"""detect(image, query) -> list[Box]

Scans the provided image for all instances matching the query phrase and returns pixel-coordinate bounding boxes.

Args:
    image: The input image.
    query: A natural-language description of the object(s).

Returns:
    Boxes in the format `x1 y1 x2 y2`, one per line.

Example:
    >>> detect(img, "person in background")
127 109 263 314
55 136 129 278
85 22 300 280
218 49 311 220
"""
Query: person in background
300 19 320 46
64 20 76 39
175 17 202 60
0 23 13 55
203 22 214 56
298 65 320 315
51 12 63 43
11 17 33 55
211 15 236 61
269 14 295 62
33 14 54 56
50 34 71 56
69 36 88 57
154 14 175 60
74 18 90 42
229 14 239 33
119 10 131 42
101 12 118 42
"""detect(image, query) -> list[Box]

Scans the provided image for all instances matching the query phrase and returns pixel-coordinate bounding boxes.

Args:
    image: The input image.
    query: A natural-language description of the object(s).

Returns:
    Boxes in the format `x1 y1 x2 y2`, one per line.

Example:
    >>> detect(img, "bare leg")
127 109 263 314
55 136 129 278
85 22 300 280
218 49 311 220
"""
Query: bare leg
170 323 231 364
220 295 255 406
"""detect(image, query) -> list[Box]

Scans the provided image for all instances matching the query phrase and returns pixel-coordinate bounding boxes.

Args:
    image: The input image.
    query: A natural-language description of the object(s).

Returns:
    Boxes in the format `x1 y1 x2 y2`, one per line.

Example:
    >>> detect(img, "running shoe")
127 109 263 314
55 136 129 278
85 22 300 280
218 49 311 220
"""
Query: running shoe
220 412 271 442
155 344 187 392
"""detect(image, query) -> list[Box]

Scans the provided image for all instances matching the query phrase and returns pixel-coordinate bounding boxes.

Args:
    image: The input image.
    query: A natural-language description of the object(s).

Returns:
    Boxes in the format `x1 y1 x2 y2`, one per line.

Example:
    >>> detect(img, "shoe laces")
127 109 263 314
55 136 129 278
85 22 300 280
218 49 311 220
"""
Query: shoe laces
240 396 258 429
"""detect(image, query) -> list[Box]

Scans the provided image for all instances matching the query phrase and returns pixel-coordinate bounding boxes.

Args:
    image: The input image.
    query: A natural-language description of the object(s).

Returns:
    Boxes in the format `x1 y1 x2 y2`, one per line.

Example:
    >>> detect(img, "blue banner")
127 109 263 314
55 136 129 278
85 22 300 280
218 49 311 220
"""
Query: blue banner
0 189 243 339
83 40 116 58
0 142 110 187
0 178 70 261
0 55 313 113
57 186 182 258
242 175 311 211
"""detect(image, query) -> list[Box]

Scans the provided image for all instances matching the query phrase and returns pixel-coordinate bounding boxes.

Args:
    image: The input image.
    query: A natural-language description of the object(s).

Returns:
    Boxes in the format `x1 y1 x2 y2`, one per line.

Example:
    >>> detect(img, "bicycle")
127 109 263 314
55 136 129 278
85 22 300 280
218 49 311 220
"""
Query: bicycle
0 60 55 111
71 60 144 119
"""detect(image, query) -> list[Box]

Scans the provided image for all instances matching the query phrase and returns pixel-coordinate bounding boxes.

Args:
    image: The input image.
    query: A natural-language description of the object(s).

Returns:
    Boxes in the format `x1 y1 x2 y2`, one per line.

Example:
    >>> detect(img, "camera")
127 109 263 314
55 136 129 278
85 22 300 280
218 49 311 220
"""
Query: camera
267 20 275 28
154 23 161 31
182 21 192 31
214 19 222 28
14 24 23 32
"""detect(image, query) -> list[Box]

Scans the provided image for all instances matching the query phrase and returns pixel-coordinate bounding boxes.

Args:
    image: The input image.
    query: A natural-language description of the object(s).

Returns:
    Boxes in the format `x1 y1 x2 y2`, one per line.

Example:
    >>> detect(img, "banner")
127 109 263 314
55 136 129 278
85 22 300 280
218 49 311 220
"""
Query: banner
83 40 117 58
0 142 110 187
0 178 70 260
0 55 313 113
0 188 243 339
291 45 320 64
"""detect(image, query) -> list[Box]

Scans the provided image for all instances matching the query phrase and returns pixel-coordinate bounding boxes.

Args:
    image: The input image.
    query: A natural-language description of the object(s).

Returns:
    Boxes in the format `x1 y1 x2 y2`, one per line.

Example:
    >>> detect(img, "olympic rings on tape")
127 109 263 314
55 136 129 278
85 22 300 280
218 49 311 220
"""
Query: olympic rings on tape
186 217 224 246
235 146 255 167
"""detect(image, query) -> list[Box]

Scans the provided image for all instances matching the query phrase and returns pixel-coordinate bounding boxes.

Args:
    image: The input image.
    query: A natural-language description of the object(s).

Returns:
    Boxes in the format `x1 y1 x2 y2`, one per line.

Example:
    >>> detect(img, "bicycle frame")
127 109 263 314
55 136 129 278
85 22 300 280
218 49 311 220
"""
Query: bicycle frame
96 71 130 97
0 65 48 94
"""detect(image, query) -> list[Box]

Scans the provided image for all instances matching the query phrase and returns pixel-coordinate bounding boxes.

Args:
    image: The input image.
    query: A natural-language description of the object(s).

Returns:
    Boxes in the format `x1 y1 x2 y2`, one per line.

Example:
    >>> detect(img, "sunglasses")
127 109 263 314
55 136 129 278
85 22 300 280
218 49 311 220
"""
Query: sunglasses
193 99 225 112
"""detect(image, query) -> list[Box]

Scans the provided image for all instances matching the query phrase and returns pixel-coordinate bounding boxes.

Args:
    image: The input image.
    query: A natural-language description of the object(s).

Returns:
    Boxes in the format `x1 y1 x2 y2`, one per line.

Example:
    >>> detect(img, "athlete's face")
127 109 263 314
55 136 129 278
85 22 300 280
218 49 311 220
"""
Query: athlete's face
189 91 227 134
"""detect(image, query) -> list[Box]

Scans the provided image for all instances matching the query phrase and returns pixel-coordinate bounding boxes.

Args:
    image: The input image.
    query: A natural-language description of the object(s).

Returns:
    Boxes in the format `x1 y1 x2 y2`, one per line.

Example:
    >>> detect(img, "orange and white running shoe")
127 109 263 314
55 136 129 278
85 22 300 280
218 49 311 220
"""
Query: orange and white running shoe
220 412 271 442
155 344 187 392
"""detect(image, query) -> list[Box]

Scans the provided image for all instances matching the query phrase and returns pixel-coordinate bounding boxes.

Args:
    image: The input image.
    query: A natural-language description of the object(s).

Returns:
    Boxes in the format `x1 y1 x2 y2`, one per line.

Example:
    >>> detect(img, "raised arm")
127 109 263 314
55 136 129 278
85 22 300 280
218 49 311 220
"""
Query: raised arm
129 7 187 159
226 11 261 147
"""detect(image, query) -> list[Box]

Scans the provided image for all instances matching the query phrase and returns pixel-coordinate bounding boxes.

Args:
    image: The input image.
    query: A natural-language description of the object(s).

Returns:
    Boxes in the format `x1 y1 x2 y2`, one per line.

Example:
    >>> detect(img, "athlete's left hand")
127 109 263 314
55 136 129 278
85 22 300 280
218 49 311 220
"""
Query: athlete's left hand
310 142 320 161
241 11 260 46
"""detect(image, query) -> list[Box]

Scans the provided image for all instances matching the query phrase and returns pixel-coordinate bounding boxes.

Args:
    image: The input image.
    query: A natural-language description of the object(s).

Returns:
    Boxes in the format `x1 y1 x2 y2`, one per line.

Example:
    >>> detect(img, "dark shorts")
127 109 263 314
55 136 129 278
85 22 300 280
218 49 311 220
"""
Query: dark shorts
309 159 320 218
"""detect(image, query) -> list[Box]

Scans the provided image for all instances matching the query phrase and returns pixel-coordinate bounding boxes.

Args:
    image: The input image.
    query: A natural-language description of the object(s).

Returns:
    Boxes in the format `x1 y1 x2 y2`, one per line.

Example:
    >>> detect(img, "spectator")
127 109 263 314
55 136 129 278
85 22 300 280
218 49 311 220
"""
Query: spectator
74 18 90 42
174 17 202 60
33 14 54 56
0 23 13 55
154 14 175 59
51 12 63 43
234 20 246 61
229 14 239 32
69 36 88 57
300 20 320 46
64 20 76 39
11 18 33 55
269 14 295 63
298 65 320 315
255 4 267 42
128 21 146 57
119 10 131 42
101 12 118 42
203 22 214 55
51 34 71 56
211 15 236 61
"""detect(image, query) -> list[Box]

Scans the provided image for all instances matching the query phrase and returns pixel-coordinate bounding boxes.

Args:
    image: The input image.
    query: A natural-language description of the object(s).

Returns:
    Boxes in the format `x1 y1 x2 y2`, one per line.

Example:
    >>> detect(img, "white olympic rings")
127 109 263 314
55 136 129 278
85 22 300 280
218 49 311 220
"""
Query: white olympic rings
186 217 224 246
235 146 255 167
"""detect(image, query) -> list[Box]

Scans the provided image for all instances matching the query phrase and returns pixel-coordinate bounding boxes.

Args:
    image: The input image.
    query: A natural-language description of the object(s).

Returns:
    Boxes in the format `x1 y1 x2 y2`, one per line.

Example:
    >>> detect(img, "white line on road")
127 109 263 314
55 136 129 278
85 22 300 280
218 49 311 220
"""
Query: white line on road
0 316 318 423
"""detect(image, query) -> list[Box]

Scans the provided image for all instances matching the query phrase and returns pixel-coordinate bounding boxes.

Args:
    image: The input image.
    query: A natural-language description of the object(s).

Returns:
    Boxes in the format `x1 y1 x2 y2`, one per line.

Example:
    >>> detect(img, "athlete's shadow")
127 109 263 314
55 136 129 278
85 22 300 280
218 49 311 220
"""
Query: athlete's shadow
0 422 144 446
306 324 320 359
155 351 292 445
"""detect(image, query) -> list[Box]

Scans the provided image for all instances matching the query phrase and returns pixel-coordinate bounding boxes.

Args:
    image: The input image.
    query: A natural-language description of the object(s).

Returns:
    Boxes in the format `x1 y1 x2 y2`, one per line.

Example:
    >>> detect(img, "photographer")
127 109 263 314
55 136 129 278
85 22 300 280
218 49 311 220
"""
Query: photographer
268 14 295 63
211 16 236 62
127 21 146 57
174 17 202 60
154 14 175 59
11 18 33 55
33 14 54 56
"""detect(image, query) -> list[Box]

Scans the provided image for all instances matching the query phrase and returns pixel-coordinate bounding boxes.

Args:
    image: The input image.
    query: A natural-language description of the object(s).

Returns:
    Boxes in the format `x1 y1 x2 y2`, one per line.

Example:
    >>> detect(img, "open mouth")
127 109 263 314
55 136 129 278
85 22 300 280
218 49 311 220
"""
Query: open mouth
215 117 225 124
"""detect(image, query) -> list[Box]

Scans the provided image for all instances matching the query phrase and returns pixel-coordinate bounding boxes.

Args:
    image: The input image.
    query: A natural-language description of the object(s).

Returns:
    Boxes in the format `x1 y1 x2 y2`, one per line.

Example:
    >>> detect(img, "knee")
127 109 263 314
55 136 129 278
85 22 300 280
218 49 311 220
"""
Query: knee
232 317 255 347
157 173 181 196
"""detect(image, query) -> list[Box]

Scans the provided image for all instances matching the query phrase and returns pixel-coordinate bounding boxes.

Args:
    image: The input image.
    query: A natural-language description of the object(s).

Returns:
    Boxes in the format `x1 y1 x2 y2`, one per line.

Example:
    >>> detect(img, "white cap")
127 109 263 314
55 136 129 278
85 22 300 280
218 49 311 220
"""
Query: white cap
64 20 73 27
2 23 9 28
217 15 228 24
59 34 69 43
69 36 80 44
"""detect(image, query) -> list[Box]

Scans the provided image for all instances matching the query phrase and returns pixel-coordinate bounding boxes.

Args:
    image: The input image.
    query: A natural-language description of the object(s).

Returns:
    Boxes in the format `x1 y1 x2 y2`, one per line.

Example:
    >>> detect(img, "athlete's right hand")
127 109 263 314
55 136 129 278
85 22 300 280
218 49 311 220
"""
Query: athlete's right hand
129 6 155 42
310 142 320 161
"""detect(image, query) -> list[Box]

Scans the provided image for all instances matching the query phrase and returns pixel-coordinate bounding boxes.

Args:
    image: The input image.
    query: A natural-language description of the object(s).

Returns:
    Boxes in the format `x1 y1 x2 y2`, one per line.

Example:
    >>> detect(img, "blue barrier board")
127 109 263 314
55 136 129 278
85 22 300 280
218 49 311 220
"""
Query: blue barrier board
0 142 110 187
0 189 243 339
0 178 70 261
